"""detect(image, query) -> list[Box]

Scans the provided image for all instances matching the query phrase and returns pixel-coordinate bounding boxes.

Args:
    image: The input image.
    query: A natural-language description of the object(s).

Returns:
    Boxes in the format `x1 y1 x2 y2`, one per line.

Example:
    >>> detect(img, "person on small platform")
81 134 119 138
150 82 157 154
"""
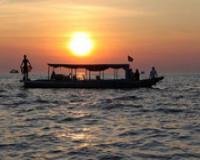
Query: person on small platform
149 66 158 79
20 55 32 81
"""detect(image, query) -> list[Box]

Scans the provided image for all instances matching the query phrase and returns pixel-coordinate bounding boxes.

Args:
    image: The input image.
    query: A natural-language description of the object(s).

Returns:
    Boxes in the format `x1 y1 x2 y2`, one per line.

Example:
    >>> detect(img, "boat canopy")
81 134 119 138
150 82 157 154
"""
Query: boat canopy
48 64 130 72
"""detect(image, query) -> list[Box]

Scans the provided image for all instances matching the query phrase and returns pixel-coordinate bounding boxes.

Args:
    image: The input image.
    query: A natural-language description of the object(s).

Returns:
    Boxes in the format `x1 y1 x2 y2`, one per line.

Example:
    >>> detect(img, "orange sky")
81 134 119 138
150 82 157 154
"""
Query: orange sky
0 0 200 73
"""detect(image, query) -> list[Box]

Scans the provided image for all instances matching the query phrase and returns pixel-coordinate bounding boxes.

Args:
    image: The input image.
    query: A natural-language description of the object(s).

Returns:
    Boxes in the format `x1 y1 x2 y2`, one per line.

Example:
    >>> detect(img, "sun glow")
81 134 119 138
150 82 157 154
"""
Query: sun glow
68 32 94 57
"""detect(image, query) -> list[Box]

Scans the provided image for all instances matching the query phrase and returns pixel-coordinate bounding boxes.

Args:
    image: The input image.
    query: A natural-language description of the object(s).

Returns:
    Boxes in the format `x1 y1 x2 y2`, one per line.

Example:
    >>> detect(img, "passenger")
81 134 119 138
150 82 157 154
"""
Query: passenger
72 75 77 80
135 69 140 81
20 55 32 81
82 75 86 80
68 73 72 80
96 75 100 80
51 70 56 80
130 69 134 79
149 66 158 79
65 74 70 80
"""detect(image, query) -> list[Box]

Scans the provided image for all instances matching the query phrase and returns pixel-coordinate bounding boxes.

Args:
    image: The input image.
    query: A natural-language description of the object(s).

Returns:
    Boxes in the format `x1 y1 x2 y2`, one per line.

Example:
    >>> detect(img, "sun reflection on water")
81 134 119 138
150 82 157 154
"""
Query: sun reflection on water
54 127 95 148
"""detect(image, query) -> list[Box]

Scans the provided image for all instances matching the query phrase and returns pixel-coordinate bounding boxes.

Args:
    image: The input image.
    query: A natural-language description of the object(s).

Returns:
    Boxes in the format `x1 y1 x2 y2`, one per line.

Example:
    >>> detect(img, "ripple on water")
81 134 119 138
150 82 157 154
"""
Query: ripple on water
57 114 92 123
155 107 187 114
0 143 31 151
114 95 142 101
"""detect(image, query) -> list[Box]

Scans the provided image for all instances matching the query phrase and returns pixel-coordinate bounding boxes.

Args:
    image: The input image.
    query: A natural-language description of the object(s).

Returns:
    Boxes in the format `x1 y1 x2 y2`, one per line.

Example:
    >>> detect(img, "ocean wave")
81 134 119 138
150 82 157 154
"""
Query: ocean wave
99 103 143 110
0 143 30 151
155 108 186 114
114 95 142 101
57 114 92 123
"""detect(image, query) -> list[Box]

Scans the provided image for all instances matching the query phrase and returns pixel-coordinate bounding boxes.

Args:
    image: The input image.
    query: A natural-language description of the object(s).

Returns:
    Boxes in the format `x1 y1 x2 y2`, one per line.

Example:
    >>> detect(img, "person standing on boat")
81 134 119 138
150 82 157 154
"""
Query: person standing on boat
135 69 140 81
125 68 134 80
51 70 56 80
149 66 158 79
20 55 32 81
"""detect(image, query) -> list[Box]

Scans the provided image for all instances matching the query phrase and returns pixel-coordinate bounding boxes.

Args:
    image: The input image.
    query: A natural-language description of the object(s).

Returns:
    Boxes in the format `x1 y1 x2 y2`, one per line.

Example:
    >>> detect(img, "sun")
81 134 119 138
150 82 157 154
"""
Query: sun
68 32 94 57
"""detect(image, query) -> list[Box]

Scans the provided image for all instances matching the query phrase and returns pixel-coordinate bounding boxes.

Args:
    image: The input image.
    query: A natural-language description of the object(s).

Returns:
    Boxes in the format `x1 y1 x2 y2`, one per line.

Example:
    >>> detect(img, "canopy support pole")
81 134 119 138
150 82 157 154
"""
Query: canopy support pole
89 71 91 80
75 69 77 80
99 71 101 79
85 69 87 80
71 69 73 79
116 69 118 79
114 69 116 79
48 66 50 80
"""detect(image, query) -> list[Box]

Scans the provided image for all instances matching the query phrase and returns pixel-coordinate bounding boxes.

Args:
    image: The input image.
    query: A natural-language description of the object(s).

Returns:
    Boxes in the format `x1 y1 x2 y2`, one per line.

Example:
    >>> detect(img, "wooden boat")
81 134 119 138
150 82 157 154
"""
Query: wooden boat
23 64 164 89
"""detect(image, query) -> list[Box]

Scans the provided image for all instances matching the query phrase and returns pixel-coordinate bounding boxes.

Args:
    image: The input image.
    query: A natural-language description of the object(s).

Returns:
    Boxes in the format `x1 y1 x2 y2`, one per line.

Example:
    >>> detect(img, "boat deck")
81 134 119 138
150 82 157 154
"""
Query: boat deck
23 77 164 89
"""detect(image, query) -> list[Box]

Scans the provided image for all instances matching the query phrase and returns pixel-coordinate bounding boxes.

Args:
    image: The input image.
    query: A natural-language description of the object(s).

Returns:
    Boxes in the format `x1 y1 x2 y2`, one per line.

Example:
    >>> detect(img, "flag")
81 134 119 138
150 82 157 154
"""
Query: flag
128 56 134 62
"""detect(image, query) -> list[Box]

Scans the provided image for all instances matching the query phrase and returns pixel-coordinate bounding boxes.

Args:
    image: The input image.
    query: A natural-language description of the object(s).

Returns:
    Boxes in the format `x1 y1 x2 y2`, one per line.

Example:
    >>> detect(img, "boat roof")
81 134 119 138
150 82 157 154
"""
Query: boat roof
48 64 130 71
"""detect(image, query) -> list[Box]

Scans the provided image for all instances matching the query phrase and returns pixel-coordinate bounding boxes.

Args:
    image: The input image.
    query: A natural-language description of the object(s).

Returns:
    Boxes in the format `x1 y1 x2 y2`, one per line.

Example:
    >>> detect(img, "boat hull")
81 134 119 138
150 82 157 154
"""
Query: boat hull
23 77 164 89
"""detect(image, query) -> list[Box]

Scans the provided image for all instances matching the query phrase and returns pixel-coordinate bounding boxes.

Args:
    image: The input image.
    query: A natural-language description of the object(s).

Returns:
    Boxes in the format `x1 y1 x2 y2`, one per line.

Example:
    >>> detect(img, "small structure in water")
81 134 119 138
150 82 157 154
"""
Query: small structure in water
23 63 164 89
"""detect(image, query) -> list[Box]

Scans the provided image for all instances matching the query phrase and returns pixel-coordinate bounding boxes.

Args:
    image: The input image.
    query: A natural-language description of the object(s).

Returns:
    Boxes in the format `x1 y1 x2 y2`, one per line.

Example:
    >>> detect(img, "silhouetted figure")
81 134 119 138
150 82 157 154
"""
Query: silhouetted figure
72 75 77 80
149 66 158 79
20 55 32 81
51 70 56 80
135 69 140 81
126 68 134 80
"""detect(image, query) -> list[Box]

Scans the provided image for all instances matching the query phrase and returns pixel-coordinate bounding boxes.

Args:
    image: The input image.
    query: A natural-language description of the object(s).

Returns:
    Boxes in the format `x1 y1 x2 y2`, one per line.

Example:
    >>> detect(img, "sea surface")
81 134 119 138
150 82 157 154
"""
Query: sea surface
0 73 200 160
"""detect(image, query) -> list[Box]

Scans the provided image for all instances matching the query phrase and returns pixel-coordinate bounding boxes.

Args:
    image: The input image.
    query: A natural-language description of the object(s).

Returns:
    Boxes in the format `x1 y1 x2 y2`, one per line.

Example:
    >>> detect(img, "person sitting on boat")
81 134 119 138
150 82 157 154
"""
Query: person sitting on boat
65 74 70 80
135 69 140 81
20 55 32 81
149 66 158 79
72 75 77 80
96 75 101 80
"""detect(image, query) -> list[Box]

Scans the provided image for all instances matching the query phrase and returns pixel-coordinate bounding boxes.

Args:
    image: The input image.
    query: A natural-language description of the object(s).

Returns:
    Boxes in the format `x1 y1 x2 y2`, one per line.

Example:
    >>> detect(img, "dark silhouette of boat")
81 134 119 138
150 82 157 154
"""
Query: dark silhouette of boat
23 63 164 89
10 69 19 74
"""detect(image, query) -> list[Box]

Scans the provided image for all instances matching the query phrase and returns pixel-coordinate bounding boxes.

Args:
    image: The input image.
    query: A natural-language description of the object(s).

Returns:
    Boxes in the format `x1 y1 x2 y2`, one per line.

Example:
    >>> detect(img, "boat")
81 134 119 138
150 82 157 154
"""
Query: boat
10 69 19 74
23 63 164 89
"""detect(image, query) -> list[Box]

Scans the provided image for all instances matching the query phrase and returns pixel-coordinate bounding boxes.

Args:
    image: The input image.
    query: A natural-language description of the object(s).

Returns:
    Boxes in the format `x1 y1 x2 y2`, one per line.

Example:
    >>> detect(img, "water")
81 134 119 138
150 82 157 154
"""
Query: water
0 73 199 160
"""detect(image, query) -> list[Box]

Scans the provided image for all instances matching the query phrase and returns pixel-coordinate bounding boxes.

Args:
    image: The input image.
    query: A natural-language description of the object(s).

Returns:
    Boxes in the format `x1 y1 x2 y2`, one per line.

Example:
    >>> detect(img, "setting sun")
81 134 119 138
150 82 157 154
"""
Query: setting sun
68 32 94 57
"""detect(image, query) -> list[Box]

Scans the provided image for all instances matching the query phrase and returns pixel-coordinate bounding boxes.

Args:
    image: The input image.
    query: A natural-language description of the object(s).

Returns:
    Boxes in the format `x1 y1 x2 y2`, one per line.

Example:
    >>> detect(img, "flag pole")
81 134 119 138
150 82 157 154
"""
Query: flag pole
128 55 134 70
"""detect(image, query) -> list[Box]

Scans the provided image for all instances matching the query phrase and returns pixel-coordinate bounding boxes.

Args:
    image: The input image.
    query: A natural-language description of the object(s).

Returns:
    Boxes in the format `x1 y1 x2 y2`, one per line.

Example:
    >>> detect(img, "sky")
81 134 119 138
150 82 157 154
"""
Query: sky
0 0 200 73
